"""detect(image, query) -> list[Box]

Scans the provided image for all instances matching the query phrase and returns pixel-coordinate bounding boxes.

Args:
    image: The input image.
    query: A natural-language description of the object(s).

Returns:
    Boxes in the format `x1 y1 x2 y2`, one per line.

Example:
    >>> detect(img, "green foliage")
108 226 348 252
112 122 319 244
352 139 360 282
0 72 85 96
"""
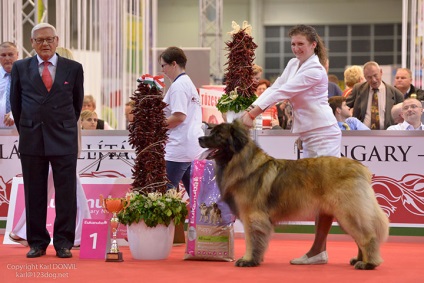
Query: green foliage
216 92 257 113
117 189 188 228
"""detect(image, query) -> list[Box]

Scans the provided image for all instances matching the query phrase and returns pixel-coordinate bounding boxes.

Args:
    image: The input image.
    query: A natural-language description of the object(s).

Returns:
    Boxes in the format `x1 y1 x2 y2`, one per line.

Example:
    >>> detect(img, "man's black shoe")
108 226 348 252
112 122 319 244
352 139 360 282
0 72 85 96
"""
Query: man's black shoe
56 248 72 258
26 247 46 258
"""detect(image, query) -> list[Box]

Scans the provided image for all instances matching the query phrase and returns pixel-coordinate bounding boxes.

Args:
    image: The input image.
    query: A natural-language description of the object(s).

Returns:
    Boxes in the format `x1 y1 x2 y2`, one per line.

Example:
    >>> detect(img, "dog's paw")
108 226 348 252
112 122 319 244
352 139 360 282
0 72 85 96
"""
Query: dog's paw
235 258 260 267
354 261 376 270
349 258 359 266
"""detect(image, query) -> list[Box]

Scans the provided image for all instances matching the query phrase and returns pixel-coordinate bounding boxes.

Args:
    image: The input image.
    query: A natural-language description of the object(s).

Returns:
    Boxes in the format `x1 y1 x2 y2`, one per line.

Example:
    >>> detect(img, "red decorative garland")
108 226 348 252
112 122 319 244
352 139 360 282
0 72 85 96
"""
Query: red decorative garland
128 81 169 195
224 26 258 98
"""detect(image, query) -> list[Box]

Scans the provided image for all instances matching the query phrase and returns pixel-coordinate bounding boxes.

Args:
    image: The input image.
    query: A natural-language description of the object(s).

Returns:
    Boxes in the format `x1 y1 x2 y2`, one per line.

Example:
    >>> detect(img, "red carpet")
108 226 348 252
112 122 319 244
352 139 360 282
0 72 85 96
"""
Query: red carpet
1 233 423 283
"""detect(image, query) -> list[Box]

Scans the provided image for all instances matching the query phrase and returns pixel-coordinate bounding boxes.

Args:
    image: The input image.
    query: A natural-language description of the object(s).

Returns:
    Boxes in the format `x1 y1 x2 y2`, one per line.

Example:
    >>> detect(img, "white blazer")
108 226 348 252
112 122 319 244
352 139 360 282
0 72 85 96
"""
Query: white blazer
254 54 337 134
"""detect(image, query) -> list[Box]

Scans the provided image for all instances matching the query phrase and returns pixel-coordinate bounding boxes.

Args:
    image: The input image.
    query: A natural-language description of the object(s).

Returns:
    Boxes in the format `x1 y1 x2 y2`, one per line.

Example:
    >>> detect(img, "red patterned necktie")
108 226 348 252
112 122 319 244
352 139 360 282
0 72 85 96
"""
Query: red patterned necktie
42 61 53 91
370 89 379 129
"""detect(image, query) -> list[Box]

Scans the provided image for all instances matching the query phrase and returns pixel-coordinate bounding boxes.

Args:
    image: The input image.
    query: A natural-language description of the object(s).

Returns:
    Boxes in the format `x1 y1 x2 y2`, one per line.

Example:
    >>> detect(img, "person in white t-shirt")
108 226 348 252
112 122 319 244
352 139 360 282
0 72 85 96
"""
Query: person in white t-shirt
387 98 423 130
160 47 204 196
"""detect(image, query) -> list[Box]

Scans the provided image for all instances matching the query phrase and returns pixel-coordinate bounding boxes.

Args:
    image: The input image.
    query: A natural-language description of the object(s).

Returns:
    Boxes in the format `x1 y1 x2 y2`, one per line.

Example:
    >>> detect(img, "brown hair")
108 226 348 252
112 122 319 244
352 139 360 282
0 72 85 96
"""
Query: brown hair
289 25 327 66
328 96 346 115
159 46 187 68
257 79 270 88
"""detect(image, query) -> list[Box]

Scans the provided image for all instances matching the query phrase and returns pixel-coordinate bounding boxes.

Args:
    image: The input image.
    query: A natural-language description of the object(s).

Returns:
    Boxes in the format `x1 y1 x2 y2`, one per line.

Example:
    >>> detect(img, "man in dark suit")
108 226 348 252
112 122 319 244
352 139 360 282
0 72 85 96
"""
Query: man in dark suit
393 68 424 100
10 23 84 258
346 61 403 130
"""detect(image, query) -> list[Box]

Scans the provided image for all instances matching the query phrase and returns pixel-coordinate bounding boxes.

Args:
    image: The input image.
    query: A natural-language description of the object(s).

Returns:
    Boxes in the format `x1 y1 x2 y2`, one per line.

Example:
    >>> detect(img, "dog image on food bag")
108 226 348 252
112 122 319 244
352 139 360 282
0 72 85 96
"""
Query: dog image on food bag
199 203 212 222
198 120 389 269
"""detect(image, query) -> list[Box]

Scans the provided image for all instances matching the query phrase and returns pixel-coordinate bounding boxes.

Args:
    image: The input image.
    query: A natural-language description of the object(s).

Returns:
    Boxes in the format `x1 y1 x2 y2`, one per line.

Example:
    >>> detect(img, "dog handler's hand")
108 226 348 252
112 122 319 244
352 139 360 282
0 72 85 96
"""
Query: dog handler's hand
241 111 254 128
242 105 263 128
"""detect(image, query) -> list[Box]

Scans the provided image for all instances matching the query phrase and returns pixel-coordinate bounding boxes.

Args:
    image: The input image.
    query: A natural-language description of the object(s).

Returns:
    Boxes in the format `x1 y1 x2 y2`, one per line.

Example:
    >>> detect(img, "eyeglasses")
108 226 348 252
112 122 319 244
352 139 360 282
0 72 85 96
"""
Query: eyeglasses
161 63 168 68
33 37 56 44
402 104 422 111
85 118 98 123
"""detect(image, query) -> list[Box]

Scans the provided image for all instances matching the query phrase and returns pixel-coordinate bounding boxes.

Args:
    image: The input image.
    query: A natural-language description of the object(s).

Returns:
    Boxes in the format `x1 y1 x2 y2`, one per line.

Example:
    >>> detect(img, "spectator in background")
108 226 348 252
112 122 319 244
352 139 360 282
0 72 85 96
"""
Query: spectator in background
255 78 278 129
125 100 135 129
328 74 339 85
393 68 424 100
324 59 342 97
0 41 19 128
80 110 98 130
387 98 423 130
346 61 403 129
342 65 365 98
82 94 113 130
252 64 263 84
390 103 404 125
255 79 270 96
328 96 369 130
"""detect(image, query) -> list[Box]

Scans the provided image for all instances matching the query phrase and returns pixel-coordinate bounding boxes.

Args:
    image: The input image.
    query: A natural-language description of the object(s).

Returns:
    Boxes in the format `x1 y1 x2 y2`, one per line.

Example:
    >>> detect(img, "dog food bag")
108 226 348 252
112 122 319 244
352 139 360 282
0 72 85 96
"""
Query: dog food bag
184 159 236 262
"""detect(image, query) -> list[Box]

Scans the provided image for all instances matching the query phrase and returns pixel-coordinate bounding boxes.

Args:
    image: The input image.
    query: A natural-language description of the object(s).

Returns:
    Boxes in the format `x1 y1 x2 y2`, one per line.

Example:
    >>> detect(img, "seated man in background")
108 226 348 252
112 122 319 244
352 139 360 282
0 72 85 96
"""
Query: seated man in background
390 103 404 125
328 96 369 130
387 98 423 130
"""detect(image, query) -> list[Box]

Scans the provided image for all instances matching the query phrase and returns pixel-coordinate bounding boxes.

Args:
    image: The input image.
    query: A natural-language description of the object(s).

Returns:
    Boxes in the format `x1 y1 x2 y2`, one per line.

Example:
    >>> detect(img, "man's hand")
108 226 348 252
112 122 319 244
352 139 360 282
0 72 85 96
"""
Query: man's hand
3 112 15 126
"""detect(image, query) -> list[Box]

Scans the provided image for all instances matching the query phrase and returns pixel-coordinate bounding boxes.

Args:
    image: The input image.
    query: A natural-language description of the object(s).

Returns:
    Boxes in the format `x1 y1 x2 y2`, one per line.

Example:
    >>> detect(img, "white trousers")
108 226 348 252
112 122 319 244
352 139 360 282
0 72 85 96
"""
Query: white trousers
300 123 341 158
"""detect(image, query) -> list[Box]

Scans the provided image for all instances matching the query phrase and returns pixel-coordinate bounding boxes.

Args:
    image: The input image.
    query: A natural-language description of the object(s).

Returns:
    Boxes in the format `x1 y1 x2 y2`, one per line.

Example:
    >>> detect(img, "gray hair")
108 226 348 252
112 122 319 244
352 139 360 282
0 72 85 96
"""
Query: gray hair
31 23 57 38
363 61 380 71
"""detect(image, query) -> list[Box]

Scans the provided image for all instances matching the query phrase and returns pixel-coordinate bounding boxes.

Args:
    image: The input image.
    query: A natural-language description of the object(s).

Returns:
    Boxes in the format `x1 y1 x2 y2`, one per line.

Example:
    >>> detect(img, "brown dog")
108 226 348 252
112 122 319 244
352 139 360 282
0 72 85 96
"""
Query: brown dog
198 120 389 269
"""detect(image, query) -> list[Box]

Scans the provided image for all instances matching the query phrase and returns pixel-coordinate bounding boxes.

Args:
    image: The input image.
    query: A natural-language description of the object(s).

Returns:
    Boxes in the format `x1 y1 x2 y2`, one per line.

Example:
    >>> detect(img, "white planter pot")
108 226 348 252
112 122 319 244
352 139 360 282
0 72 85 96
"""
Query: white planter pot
225 110 244 122
127 220 175 260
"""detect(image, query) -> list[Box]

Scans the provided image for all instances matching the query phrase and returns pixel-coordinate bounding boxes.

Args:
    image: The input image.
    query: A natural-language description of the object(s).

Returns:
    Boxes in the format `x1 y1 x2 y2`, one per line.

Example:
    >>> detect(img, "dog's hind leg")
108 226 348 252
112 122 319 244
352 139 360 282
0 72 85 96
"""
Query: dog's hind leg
235 212 273 267
337 205 387 270
349 244 363 266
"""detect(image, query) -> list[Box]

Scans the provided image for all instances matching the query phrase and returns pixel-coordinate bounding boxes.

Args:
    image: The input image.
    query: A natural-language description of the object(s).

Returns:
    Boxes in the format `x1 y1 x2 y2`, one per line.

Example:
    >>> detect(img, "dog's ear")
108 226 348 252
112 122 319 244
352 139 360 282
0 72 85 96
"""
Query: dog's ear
229 120 249 152
233 119 248 130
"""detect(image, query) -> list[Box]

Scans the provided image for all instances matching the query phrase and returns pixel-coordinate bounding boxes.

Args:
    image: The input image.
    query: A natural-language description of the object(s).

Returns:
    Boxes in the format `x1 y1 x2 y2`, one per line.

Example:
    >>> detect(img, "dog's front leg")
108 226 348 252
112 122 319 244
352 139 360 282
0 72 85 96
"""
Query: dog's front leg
235 212 273 267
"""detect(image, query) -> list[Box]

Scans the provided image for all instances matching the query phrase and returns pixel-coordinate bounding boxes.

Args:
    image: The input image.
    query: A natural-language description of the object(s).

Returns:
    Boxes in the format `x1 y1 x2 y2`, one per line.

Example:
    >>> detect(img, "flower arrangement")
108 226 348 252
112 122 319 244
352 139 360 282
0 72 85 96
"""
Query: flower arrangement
117 74 188 228
118 189 188 228
216 21 258 114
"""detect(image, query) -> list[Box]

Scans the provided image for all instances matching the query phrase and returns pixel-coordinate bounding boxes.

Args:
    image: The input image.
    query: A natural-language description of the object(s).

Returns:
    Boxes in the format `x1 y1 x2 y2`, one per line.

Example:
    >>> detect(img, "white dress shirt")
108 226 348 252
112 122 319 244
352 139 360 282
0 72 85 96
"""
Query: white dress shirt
254 54 337 134
387 120 424 130
0 66 13 128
